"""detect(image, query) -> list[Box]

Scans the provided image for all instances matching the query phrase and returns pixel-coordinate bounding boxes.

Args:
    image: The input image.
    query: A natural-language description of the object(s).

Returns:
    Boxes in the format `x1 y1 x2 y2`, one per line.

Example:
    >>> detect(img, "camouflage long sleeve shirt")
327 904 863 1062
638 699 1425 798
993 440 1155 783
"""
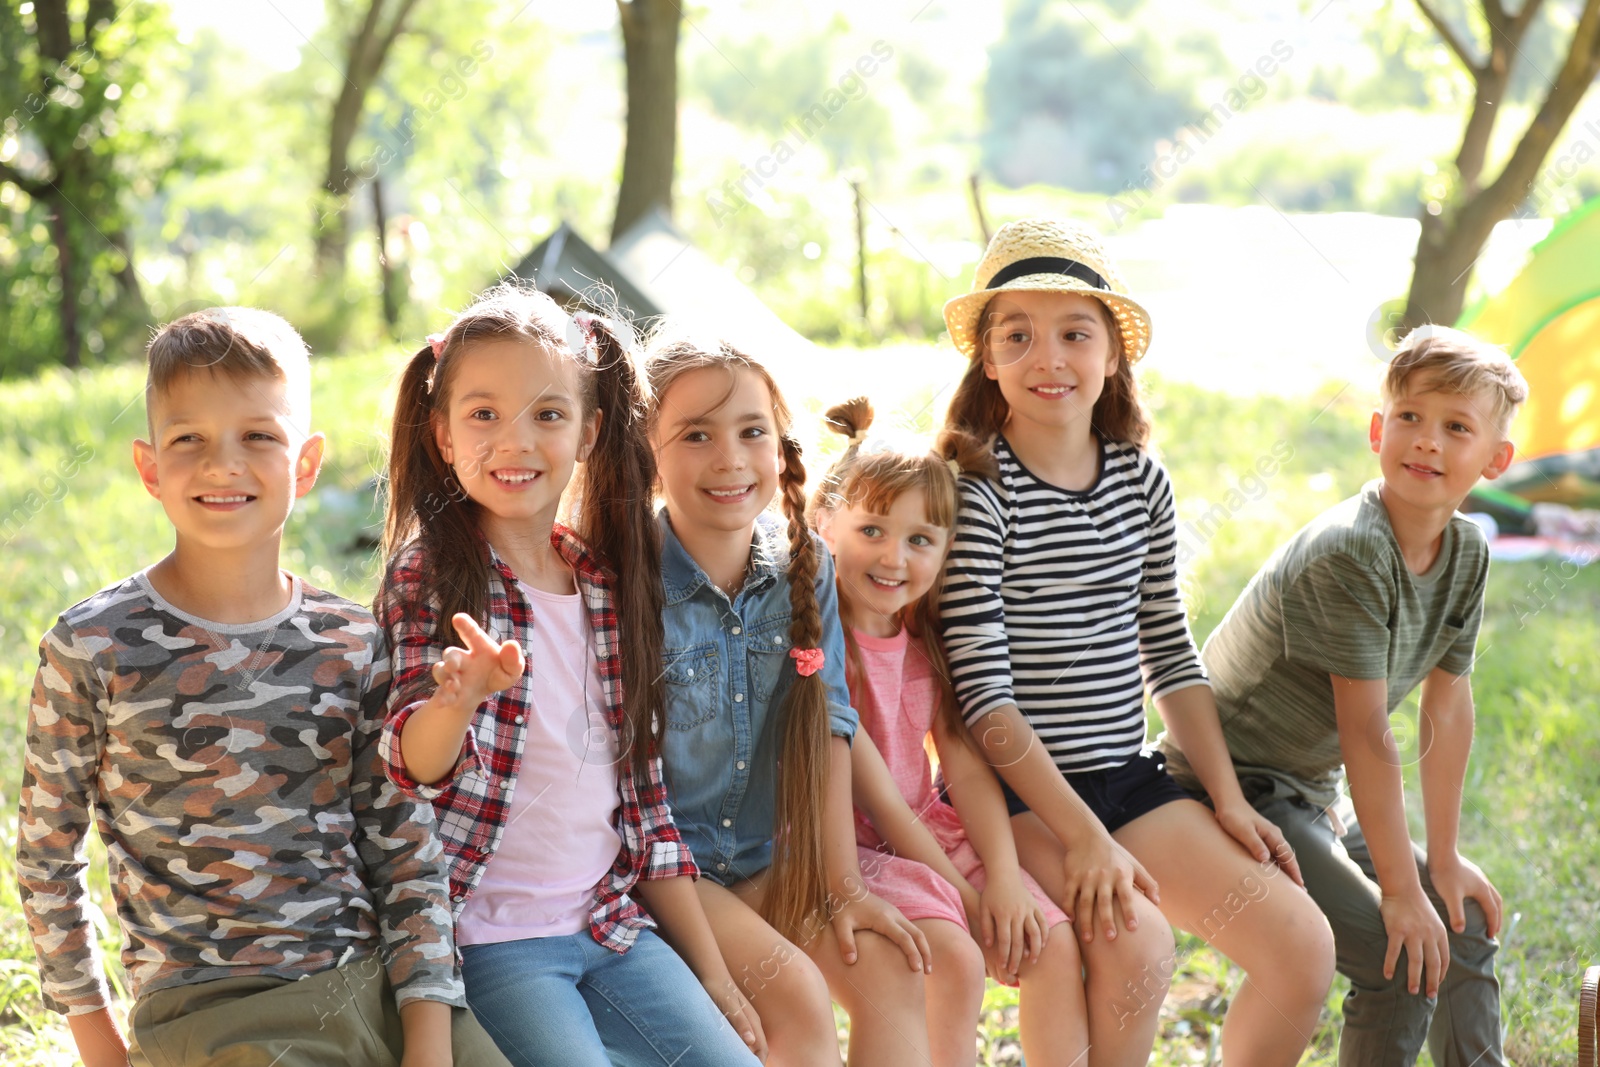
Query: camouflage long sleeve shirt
16 572 463 1014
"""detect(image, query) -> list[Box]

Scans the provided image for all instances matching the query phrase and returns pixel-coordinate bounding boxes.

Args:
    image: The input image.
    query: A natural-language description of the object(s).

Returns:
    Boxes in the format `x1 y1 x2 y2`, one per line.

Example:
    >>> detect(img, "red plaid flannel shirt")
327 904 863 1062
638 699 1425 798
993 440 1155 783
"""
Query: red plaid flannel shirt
376 525 697 953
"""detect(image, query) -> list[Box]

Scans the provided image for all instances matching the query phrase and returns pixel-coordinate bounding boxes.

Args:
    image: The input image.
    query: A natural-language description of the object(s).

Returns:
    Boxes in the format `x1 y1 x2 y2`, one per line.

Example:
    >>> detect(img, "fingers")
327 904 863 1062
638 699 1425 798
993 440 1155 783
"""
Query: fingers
1485 882 1504 938
903 917 933 974
733 1001 766 1062
1072 886 1095 944
992 908 1017 979
1026 909 1046 959
1002 916 1022 977
497 639 525 680
1097 881 1119 942
1383 927 1403 982
834 916 859 965
1424 929 1447 998
1130 857 1160 904
450 612 493 652
1265 827 1304 888
1443 888 1466 935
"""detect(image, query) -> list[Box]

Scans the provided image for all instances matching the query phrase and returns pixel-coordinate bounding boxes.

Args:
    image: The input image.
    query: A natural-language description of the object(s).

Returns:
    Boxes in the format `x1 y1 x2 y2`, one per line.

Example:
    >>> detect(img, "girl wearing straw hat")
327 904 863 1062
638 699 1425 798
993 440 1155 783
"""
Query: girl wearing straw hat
936 219 1335 1065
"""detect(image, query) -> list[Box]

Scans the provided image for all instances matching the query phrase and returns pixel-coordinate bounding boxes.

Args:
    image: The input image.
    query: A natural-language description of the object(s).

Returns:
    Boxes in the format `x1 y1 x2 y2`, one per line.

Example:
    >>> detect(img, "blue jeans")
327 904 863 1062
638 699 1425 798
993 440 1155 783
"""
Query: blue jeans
461 929 759 1067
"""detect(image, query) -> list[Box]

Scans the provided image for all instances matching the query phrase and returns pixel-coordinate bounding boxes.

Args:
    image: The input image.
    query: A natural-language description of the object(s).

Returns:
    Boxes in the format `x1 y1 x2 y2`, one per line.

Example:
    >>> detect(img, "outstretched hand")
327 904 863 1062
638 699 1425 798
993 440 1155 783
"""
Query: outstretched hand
431 612 524 710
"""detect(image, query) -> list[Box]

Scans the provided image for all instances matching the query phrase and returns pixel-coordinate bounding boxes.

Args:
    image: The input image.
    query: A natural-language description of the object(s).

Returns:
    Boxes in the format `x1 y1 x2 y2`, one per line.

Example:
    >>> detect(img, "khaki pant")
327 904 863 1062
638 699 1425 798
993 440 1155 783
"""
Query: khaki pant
129 954 512 1067
1241 773 1505 1067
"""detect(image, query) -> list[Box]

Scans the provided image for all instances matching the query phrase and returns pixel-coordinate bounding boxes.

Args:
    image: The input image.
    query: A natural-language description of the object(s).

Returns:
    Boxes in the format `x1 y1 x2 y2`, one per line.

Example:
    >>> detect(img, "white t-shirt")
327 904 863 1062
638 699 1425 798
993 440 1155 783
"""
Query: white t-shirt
456 581 622 945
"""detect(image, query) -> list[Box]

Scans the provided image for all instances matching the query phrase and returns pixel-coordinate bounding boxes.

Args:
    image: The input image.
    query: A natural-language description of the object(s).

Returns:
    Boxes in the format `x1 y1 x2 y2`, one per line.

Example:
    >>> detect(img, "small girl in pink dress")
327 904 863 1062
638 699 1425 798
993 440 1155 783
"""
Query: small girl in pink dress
808 398 1087 1067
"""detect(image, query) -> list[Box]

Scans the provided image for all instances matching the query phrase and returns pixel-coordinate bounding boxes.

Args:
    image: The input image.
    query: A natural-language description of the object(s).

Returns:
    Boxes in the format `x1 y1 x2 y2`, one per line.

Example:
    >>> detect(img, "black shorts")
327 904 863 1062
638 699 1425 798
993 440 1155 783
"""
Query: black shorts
999 749 1192 833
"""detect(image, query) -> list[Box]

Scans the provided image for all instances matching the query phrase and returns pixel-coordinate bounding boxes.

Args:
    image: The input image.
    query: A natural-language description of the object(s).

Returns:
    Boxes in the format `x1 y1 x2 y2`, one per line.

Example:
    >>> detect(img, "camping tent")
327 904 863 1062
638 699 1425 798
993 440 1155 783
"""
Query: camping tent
1458 197 1600 505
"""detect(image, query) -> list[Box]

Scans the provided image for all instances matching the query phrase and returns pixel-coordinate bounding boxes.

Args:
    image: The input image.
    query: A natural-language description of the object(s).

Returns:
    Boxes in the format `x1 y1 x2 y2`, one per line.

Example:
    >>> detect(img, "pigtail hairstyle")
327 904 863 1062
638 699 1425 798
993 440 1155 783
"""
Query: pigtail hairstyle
937 298 1151 474
383 283 667 776
384 334 490 642
643 333 831 942
765 430 834 943
573 317 666 779
811 398 978 756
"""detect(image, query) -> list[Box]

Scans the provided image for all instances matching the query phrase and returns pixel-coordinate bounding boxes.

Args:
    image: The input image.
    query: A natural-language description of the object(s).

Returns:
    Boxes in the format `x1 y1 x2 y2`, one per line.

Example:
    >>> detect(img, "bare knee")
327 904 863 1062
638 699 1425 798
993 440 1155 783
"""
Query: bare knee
1083 900 1176 998
938 932 986 1006
833 931 928 1017
743 949 835 1042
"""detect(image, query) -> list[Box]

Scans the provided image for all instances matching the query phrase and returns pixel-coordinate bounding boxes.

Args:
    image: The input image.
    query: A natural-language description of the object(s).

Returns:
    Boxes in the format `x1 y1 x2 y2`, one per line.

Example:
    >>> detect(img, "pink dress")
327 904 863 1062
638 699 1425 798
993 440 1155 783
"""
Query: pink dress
852 628 1068 930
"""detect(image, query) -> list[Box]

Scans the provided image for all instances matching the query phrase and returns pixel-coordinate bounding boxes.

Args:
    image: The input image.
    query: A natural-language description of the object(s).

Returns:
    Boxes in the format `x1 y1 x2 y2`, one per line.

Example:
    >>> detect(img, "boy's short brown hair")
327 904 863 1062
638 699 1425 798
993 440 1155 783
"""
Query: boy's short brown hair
145 307 312 429
1381 325 1528 434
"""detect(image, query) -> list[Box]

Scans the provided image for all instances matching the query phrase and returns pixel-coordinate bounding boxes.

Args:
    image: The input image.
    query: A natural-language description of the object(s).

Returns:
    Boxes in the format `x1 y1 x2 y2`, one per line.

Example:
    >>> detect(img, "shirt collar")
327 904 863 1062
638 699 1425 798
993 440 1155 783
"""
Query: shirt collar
657 509 787 605
483 522 603 587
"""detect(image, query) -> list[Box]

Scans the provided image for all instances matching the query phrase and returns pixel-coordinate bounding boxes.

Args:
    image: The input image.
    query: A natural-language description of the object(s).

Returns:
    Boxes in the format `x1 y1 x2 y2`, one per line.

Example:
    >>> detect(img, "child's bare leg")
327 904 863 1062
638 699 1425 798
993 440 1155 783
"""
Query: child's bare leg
695 877 843 1067
1115 800 1336 1067
1015 920 1090 1067
914 918 985 1067
806 915 932 1066
1011 813 1171 1067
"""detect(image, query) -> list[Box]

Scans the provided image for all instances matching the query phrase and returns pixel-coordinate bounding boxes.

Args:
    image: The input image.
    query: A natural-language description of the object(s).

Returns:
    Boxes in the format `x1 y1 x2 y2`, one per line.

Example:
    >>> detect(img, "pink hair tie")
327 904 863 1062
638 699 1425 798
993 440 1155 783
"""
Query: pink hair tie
426 333 446 360
789 647 825 677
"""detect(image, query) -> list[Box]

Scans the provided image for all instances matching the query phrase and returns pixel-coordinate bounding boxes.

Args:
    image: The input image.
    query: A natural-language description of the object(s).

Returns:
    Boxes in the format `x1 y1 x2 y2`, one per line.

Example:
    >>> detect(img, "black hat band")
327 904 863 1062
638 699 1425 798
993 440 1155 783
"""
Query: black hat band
985 256 1108 292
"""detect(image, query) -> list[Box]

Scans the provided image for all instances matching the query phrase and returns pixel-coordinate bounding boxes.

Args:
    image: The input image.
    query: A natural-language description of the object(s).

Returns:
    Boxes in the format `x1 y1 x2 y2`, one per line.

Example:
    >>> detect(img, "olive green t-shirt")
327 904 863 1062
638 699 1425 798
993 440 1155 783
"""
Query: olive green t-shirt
1159 480 1488 808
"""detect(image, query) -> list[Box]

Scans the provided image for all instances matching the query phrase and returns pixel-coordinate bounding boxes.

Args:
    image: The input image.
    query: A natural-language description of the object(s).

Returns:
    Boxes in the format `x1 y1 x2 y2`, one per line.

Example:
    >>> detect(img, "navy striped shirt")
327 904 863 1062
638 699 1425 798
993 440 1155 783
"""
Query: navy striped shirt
940 435 1208 774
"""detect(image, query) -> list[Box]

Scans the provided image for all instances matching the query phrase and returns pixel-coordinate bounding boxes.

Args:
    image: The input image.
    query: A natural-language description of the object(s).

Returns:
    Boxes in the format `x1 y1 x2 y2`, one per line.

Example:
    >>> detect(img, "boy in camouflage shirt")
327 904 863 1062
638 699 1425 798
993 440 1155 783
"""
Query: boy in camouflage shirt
16 309 508 1067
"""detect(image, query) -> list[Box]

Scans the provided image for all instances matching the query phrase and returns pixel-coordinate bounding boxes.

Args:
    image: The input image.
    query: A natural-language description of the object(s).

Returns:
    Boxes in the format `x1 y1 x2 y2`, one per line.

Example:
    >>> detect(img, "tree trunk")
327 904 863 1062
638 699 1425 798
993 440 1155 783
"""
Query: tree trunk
373 175 399 333
314 0 420 277
50 206 80 368
1403 0 1600 330
611 0 682 243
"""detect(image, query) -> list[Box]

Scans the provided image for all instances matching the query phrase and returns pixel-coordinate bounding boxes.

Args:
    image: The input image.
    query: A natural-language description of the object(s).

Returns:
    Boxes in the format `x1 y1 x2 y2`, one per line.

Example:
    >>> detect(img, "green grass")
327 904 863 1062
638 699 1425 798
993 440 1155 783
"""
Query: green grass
2 347 1595 1064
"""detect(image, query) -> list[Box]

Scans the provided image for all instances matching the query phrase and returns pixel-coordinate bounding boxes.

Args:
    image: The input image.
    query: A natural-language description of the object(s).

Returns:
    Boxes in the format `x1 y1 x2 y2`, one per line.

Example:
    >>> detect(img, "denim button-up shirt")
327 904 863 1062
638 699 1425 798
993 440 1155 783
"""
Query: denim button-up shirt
657 509 858 885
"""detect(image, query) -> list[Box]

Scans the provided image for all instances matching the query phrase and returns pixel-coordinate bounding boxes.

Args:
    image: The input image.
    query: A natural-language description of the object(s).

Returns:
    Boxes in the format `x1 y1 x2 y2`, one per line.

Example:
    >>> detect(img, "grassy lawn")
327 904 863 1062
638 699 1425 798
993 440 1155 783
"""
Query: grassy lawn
1 346 1594 1064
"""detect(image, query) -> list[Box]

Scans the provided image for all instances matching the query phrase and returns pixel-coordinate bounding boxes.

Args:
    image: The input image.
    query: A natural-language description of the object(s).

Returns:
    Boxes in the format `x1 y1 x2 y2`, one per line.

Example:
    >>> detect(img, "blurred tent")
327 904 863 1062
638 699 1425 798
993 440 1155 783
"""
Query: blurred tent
510 210 817 373
510 222 662 319
1459 197 1600 507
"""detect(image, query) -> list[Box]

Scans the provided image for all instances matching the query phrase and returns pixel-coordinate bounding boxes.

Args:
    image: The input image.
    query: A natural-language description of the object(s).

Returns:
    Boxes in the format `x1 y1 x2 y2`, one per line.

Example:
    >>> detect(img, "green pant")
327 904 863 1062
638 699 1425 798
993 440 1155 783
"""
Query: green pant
1242 773 1504 1067
128 954 512 1067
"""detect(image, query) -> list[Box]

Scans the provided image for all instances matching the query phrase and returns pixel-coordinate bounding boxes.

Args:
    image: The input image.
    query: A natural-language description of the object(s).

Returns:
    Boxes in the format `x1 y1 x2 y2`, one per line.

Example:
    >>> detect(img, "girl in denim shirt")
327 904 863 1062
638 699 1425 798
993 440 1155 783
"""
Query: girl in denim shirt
376 286 763 1067
645 329 935 1065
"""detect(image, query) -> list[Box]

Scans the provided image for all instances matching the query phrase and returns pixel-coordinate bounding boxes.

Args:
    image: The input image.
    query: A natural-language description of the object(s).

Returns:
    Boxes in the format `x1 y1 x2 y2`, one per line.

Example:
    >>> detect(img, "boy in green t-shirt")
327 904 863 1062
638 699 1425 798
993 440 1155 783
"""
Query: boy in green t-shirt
1161 325 1527 1067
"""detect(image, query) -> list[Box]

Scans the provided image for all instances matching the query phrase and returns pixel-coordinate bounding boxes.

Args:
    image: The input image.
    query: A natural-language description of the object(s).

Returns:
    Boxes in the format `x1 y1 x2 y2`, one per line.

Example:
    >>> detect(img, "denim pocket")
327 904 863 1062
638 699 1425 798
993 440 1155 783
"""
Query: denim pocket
748 615 792 704
663 643 720 730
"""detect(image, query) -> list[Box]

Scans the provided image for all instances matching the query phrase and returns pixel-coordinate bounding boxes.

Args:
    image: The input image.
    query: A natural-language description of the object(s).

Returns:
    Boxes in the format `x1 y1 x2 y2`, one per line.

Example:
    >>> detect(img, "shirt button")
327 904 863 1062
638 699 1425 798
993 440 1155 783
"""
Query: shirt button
717 862 727 871
731 625 742 635
722 818 732 827
514 715 525 725
773 635 784 645
736 761 746 770
686 668 695 678
734 693 744 703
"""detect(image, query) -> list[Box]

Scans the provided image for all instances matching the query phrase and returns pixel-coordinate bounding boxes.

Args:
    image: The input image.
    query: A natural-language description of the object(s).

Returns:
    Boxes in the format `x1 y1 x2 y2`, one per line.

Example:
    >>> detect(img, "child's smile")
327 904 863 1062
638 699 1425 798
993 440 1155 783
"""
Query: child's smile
434 339 596 535
821 487 949 638
652 366 784 537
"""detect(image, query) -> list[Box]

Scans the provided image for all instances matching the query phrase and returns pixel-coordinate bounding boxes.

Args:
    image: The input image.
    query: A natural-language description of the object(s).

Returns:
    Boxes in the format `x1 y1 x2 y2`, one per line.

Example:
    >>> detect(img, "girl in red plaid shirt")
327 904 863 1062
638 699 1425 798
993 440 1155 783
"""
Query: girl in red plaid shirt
375 284 764 1067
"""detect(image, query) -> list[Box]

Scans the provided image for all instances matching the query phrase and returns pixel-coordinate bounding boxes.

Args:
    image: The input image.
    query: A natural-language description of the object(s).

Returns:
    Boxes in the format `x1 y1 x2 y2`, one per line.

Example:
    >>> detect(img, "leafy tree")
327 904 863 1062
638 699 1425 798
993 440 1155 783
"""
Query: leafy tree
1403 0 1600 328
312 0 422 279
0 0 185 372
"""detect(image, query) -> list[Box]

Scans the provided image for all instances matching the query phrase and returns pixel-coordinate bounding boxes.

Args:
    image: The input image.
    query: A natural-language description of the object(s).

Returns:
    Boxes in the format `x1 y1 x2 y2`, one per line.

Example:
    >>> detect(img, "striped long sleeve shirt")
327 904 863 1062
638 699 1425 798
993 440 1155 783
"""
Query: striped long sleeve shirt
939 436 1209 774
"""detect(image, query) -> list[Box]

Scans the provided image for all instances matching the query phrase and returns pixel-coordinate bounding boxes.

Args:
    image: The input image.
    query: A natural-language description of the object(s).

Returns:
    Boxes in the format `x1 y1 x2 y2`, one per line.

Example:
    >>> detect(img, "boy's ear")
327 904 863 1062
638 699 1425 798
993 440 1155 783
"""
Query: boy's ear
1368 411 1384 454
1479 437 1516 481
132 438 161 499
294 433 327 498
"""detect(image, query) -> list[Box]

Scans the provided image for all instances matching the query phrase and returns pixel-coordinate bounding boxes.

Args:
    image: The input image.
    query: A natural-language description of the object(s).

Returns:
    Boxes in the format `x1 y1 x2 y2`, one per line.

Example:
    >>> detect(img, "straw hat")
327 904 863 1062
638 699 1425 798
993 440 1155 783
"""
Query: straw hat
943 218 1152 362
